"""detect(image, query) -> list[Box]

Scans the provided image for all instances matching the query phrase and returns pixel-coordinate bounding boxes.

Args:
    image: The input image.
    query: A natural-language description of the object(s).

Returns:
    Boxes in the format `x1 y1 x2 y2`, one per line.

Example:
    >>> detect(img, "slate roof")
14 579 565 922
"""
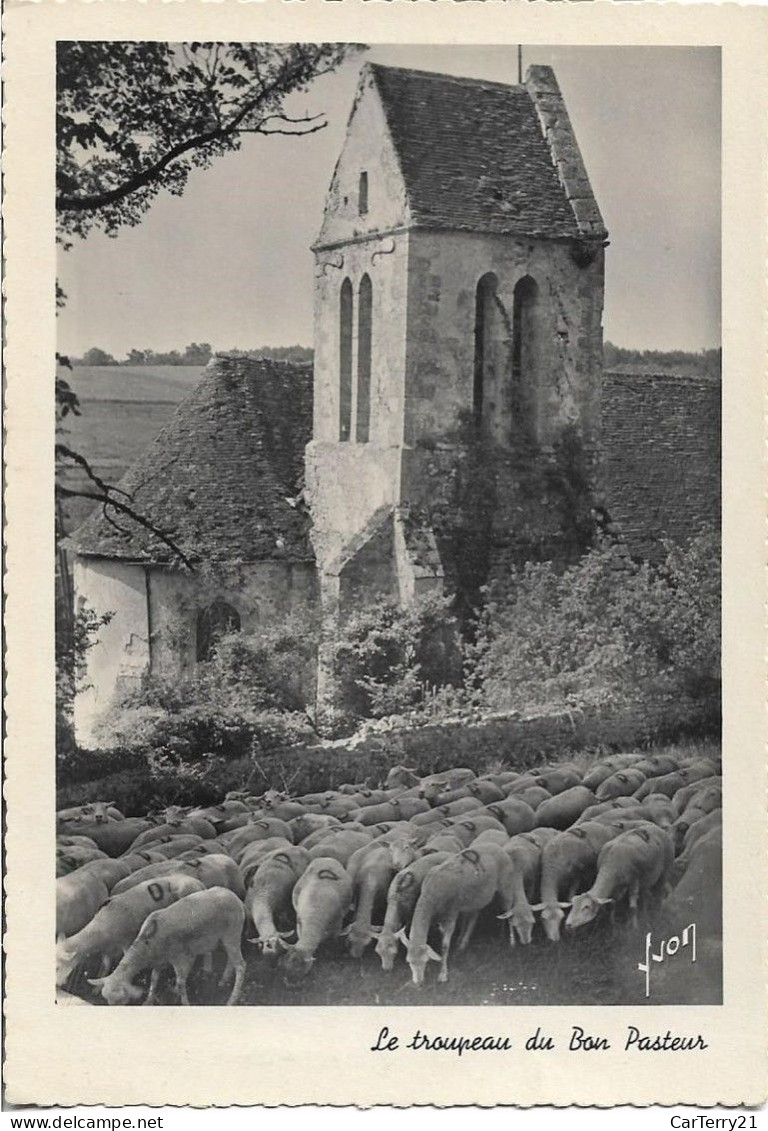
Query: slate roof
369 64 583 240
69 357 315 564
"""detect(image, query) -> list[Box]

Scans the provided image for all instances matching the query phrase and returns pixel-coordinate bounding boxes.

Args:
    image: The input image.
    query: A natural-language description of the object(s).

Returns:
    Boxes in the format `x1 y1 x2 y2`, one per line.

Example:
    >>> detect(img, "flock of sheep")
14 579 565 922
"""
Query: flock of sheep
56 748 722 1005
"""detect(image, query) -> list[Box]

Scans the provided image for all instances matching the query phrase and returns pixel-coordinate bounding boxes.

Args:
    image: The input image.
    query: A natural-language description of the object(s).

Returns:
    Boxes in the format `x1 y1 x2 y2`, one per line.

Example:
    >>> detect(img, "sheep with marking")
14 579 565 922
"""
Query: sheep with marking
89 886 246 1006
245 846 310 953
279 857 354 983
565 823 674 931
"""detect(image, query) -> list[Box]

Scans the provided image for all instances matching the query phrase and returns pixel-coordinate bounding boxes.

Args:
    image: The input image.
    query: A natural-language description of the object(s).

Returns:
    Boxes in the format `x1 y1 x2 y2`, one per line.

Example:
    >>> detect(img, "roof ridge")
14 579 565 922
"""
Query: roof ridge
368 61 525 95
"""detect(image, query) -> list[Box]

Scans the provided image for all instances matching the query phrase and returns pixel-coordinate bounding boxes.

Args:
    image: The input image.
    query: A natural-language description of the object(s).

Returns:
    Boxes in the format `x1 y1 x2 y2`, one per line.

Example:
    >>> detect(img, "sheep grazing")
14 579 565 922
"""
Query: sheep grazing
534 786 597 830
56 872 111 940
595 768 647 801
497 833 548 945
89 887 247 1006
565 823 674 931
484 797 536 836
306 831 373 867
398 844 511 985
245 846 310 953
530 823 621 942
373 853 452 971
57 873 205 987
279 857 354 983
344 840 420 958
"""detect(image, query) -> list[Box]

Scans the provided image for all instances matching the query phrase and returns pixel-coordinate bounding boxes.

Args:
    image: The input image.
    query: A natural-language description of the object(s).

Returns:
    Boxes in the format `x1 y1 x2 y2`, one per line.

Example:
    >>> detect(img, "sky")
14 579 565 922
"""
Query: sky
57 45 721 358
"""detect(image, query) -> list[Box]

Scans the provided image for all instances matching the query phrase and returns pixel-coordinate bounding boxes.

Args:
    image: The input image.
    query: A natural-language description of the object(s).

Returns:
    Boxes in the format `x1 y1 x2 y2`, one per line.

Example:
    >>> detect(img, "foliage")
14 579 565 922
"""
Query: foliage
325 593 462 735
471 531 720 731
92 611 319 764
57 42 356 243
604 341 721 381
56 603 113 755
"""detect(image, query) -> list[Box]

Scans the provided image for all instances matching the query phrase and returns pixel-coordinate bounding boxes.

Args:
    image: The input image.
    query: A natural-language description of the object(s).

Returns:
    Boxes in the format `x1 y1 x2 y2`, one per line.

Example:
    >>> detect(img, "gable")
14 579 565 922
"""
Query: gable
315 67 410 249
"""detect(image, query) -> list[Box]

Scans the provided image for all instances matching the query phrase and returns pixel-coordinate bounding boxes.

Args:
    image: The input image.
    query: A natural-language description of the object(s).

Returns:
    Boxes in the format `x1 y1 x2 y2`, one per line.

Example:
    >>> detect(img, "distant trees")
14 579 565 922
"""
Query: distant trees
604 342 721 380
71 343 313 366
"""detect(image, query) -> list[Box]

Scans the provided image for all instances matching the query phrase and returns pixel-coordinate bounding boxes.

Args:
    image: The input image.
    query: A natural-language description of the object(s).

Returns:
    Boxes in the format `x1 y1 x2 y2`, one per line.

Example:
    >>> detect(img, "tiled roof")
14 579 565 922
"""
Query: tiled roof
369 64 582 239
69 356 315 563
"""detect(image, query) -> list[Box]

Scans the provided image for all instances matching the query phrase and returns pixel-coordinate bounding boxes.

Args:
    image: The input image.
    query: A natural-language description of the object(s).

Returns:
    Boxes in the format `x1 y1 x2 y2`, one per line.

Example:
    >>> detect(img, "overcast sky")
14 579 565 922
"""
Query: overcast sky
57 45 720 358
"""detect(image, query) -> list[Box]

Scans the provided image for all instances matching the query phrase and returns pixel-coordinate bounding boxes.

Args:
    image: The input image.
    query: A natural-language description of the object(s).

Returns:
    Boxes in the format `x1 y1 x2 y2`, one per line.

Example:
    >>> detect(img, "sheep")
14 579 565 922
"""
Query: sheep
496 833 547 945
534 767 583 796
57 801 124 825
69 857 138 892
130 818 216 849
372 852 452 971
385 765 420 790
511 786 552 811
529 822 624 942
57 874 205 987
223 818 294 859
245 846 310 953
484 797 536 836
287 814 340 843
58 817 154 857
581 762 621 791
56 844 108 876
534 786 597 830
89 887 247 1006
306 831 373 867
419 767 476 798
466 829 509 848
398 844 511 985
633 767 711 801
586 800 674 829
279 857 354 982
595 768 647 801
465 780 506 805
56 872 111 940
576 797 638 824
136 835 206 859
670 776 722 816
343 840 420 958
678 808 722 865
632 754 681 778
565 823 674 931
242 841 296 882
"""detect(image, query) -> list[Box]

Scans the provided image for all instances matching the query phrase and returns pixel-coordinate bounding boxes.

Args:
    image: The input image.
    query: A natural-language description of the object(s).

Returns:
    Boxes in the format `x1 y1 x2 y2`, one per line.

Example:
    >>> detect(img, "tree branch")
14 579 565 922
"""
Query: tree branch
58 485 196 570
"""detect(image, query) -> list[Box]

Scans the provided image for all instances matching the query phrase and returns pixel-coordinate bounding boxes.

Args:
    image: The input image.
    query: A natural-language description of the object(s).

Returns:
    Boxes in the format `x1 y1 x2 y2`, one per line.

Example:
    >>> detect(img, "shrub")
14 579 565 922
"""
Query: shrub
472 531 720 733
324 592 462 735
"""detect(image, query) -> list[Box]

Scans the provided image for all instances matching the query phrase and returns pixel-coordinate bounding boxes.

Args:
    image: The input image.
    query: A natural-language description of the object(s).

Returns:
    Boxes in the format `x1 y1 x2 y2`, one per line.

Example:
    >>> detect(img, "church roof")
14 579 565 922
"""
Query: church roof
68 356 315 564
368 63 592 241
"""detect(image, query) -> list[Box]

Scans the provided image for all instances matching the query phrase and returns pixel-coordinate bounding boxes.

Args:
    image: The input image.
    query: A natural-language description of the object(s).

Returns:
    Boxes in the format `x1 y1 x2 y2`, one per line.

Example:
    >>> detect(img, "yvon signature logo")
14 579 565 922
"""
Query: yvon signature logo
638 923 697 998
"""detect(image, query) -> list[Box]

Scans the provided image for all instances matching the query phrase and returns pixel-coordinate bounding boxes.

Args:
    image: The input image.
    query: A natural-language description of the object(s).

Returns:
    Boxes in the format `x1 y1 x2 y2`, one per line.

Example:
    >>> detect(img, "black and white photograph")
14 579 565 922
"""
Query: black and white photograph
52 41 723 1010
6 0 767 1109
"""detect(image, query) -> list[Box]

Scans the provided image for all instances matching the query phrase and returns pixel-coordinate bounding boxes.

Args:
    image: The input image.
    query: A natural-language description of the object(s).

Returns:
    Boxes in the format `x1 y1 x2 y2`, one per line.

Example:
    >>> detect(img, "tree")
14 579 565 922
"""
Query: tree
81 346 116 366
57 42 357 244
56 41 356 563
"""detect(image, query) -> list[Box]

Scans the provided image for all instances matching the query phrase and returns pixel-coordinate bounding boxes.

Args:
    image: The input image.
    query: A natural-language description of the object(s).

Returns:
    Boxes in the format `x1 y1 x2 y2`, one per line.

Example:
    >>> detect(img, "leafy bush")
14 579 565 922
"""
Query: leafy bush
471 531 720 733
56 603 113 756
324 592 462 735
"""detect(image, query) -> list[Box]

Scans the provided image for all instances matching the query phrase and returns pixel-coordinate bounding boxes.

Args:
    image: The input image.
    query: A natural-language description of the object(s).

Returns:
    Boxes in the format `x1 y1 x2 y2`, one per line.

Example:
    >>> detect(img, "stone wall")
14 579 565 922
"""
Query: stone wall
601 371 721 558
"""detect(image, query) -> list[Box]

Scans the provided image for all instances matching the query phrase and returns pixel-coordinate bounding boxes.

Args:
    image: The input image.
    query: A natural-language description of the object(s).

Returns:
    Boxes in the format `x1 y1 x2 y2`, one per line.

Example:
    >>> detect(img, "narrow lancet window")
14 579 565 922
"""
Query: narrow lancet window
339 278 353 441
473 273 499 426
356 274 372 443
358 171 369 216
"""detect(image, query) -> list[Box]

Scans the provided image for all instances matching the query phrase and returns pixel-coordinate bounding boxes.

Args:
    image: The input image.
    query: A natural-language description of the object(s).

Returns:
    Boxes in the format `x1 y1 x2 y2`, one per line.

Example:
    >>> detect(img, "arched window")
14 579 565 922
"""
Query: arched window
356 274 372 443
511 275 539 428
339 278 353 441
473 272 500 426
196 599 240 663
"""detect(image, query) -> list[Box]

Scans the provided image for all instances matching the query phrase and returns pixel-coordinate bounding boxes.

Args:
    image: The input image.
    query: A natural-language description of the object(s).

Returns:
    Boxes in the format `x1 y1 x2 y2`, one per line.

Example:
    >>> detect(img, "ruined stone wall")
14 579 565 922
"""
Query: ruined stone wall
600 371 721 558
404 229 604 451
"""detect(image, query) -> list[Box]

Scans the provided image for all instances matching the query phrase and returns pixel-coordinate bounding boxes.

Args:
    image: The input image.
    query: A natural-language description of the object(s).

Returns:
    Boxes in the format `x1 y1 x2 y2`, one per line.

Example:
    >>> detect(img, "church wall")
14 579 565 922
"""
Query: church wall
73 559 317 748
148 562 318 676
72 558 150 749
403 229 604 451
307 229 409 570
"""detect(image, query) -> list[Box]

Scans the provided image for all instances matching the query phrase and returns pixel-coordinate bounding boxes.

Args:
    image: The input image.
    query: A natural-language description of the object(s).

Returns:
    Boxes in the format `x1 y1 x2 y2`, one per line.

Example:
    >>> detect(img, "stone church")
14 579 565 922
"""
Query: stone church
69 63 720 745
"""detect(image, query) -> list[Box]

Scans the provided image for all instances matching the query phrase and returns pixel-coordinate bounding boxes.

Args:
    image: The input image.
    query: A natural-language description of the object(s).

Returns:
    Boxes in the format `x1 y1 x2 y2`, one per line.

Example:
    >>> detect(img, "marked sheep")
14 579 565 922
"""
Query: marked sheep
89 887 246 1006
565 823 674 931
279 857 354 982
373 852 452 971
245 846 310 953
57 874 205 987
